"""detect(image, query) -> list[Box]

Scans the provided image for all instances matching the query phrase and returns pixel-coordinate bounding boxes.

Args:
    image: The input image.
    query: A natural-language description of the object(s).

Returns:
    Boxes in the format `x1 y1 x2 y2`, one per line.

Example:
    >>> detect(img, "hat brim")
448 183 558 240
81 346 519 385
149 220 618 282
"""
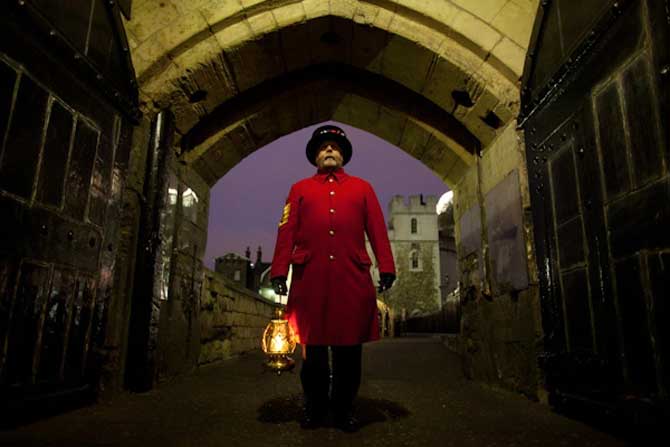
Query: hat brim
306 134 352 166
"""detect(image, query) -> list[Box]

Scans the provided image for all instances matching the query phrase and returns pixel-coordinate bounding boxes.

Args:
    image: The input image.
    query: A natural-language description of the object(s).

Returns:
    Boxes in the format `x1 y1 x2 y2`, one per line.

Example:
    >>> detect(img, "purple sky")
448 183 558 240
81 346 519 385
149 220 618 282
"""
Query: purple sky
204 121 450 269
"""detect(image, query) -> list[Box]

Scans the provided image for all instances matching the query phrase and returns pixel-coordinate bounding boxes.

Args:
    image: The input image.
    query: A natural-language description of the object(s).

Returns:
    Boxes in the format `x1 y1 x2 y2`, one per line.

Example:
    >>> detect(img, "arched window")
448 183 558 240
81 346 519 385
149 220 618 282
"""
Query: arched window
411 218 418 234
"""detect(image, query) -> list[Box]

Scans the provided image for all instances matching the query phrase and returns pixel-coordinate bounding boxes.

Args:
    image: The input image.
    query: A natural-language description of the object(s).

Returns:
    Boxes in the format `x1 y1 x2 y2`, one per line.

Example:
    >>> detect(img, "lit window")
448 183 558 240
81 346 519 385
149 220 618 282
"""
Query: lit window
411 218 417 234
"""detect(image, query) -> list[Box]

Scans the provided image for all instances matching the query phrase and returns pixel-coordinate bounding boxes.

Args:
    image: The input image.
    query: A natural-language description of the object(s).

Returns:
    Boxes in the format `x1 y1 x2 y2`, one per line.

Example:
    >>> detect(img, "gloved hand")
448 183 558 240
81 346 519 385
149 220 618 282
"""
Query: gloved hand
377 273 396 293
272 276 288 295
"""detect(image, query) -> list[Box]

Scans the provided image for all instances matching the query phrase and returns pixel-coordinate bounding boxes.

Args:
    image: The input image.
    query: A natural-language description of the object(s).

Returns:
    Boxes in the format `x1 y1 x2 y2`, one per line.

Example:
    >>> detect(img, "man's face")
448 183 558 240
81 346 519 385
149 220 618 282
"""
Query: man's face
315 140 344 169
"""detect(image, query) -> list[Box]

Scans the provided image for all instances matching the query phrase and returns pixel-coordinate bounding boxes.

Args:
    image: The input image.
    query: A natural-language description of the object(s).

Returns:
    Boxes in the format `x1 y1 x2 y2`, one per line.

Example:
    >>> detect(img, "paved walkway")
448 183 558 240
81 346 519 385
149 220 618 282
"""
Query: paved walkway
0 336 625 446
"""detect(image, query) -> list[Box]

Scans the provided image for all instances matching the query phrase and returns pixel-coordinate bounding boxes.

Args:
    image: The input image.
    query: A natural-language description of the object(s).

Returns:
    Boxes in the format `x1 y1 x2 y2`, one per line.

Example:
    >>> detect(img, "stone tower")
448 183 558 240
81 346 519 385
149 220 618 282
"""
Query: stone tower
369 194 441 315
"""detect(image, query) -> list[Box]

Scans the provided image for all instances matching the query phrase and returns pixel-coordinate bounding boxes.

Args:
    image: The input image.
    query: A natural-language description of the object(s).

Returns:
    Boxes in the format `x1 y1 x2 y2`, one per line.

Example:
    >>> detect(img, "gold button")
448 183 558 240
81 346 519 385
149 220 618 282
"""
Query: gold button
328 178 334 183
329 255 335 260
329 230 335 236
329 208 335 213
330 191 335 196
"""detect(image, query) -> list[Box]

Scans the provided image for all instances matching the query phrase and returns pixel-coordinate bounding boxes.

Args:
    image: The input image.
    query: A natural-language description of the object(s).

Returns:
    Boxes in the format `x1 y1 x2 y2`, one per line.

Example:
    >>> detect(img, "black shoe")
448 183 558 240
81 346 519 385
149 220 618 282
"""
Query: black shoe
300 407 326 430
334 412 360 433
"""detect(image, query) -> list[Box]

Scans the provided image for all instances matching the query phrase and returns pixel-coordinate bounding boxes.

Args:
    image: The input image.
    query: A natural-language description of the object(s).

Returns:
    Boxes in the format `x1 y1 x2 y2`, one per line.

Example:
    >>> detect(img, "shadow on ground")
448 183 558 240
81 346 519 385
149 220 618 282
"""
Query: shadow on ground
257 394 411 428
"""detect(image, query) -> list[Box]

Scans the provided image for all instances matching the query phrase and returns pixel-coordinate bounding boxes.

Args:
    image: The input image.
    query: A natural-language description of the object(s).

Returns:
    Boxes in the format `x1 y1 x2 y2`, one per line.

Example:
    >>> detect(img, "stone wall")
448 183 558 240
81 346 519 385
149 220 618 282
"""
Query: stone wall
453 121 545 400
200 269 278 365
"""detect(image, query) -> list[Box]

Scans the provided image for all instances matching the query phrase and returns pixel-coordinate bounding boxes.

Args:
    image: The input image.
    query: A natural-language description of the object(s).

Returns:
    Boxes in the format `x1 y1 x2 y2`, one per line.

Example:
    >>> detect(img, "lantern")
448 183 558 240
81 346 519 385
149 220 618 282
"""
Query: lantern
261 308 296 374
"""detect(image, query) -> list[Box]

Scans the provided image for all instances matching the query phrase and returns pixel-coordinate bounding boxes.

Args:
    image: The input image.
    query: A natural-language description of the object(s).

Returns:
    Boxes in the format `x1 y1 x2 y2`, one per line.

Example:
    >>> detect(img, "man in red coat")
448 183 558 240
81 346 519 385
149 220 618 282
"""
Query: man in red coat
270 125 396 432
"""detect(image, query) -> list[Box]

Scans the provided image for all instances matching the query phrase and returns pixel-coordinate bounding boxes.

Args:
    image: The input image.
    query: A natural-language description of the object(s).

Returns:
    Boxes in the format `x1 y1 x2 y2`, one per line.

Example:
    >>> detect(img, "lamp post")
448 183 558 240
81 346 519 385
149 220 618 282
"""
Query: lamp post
261 307 296 374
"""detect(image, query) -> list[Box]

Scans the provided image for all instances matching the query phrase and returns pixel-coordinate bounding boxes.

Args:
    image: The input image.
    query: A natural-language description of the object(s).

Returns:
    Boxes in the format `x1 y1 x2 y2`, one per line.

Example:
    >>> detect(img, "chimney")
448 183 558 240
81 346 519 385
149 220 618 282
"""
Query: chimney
245 246 251 259
257 246 262 264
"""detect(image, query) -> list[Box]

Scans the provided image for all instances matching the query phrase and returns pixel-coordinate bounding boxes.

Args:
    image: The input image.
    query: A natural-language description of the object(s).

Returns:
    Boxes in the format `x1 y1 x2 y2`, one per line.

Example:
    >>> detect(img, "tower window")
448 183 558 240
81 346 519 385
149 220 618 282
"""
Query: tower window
411 252 419 269
411 218 418 234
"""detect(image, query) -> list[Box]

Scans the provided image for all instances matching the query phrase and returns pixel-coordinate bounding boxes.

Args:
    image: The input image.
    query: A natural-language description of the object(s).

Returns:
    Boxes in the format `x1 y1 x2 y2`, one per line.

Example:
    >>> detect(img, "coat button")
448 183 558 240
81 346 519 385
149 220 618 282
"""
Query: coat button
328 178 334 183
329 230 335 236
329 254 335 260
329 208 335 213
330 191 335 196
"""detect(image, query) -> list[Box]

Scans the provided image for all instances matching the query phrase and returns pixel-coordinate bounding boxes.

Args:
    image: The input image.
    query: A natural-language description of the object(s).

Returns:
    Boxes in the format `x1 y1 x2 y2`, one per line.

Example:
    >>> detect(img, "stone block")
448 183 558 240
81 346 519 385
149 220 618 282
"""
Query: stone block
491 0 536 48
138 61 182 100
134 37 172 78
248 11 279 37
461 87 499 146
490 37 526 78
240 0 265 9
302 0 330 20
397 119 434 159
339 94 380 135
451 0 509 23
244 109 282 150
191 158 218 186
473 61 520 108
480 122 523 194
214 19 255 50
372 6 395 30
200 0 244 26
450 10 501 55
421 135 460 181
329 0 357 18
269 3 304 30
153 10 210 56
224 33 285 93
392 0 459 26
422 57 462 113
388 11 445 55
374 107 407 147
128 0 181 42
202 139 245 180
380 35 435 94
352 2 379 25
458 203 481 258
172 0 222 15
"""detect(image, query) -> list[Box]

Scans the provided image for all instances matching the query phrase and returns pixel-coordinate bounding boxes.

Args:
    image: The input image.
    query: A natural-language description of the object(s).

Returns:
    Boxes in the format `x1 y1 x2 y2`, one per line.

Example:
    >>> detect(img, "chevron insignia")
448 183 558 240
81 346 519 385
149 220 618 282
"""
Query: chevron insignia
278 202 290 227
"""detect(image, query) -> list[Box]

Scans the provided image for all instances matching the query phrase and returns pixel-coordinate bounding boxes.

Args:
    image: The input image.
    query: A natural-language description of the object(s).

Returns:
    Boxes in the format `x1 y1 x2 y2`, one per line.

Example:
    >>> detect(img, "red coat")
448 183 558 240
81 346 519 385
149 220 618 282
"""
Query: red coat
270 167 396 345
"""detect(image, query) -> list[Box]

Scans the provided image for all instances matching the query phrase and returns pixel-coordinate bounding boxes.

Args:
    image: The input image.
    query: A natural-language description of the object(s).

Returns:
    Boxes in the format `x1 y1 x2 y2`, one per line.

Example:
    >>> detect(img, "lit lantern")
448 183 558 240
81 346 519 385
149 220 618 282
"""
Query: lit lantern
261 308 296 374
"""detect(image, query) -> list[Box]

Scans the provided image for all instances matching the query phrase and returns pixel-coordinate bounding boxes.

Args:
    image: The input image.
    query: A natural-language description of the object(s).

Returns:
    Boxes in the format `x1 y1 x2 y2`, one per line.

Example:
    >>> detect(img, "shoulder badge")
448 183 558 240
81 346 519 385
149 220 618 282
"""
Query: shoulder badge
278 202 291 227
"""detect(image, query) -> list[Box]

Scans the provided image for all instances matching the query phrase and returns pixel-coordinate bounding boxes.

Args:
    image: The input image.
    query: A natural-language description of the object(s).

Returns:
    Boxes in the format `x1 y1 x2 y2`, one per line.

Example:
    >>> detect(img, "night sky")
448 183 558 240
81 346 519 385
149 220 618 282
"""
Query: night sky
204 121 451 269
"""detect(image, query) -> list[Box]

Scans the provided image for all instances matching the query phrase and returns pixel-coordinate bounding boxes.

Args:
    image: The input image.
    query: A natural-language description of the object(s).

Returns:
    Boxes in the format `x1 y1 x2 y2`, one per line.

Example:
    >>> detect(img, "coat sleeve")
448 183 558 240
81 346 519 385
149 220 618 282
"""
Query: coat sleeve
270 183 299 279
363 182 396 275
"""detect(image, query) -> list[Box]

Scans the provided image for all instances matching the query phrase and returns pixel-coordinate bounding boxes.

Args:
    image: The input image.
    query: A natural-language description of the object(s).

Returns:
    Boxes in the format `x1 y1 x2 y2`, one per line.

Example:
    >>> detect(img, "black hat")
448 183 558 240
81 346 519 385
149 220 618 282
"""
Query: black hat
305 125 353 166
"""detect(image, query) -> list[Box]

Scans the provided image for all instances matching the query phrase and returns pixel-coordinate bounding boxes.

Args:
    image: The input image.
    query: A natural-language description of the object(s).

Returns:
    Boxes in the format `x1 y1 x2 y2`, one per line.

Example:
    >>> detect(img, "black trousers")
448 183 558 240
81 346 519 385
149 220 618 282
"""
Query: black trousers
300 344 362 415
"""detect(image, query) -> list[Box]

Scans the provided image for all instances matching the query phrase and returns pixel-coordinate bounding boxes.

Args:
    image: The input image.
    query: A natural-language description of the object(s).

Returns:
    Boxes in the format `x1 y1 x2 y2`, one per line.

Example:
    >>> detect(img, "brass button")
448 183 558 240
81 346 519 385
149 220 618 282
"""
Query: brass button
328 178 334 183
330 191 335 196
329 230 335 236
329 254 335 260
329 208 335 214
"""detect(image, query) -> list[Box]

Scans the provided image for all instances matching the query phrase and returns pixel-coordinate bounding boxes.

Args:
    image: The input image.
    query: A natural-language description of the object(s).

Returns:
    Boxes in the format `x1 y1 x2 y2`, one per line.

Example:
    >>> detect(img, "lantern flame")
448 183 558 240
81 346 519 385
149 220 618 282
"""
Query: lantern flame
261 308 296 373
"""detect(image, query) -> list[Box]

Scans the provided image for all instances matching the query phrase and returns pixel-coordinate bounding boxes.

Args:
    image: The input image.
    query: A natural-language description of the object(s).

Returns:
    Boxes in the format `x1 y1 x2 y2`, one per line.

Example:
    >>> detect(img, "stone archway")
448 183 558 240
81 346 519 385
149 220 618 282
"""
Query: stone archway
117 0 543 397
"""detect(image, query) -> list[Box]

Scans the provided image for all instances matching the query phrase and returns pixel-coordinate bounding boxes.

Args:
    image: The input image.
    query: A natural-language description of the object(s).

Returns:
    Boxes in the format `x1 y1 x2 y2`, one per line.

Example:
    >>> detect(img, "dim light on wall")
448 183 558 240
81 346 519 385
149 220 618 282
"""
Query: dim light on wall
261 308 296 374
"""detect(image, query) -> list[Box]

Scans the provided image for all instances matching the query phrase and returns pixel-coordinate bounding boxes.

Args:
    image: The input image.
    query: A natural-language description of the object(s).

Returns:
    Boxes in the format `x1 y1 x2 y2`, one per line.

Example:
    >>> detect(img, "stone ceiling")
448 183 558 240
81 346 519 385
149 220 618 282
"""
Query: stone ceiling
124 0 539 186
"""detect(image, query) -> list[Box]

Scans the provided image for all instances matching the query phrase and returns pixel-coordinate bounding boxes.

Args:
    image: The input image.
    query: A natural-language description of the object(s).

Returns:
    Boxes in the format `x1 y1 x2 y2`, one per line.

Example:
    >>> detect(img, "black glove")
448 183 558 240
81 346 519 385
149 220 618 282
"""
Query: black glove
377 273 396 293
272 276 287 295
